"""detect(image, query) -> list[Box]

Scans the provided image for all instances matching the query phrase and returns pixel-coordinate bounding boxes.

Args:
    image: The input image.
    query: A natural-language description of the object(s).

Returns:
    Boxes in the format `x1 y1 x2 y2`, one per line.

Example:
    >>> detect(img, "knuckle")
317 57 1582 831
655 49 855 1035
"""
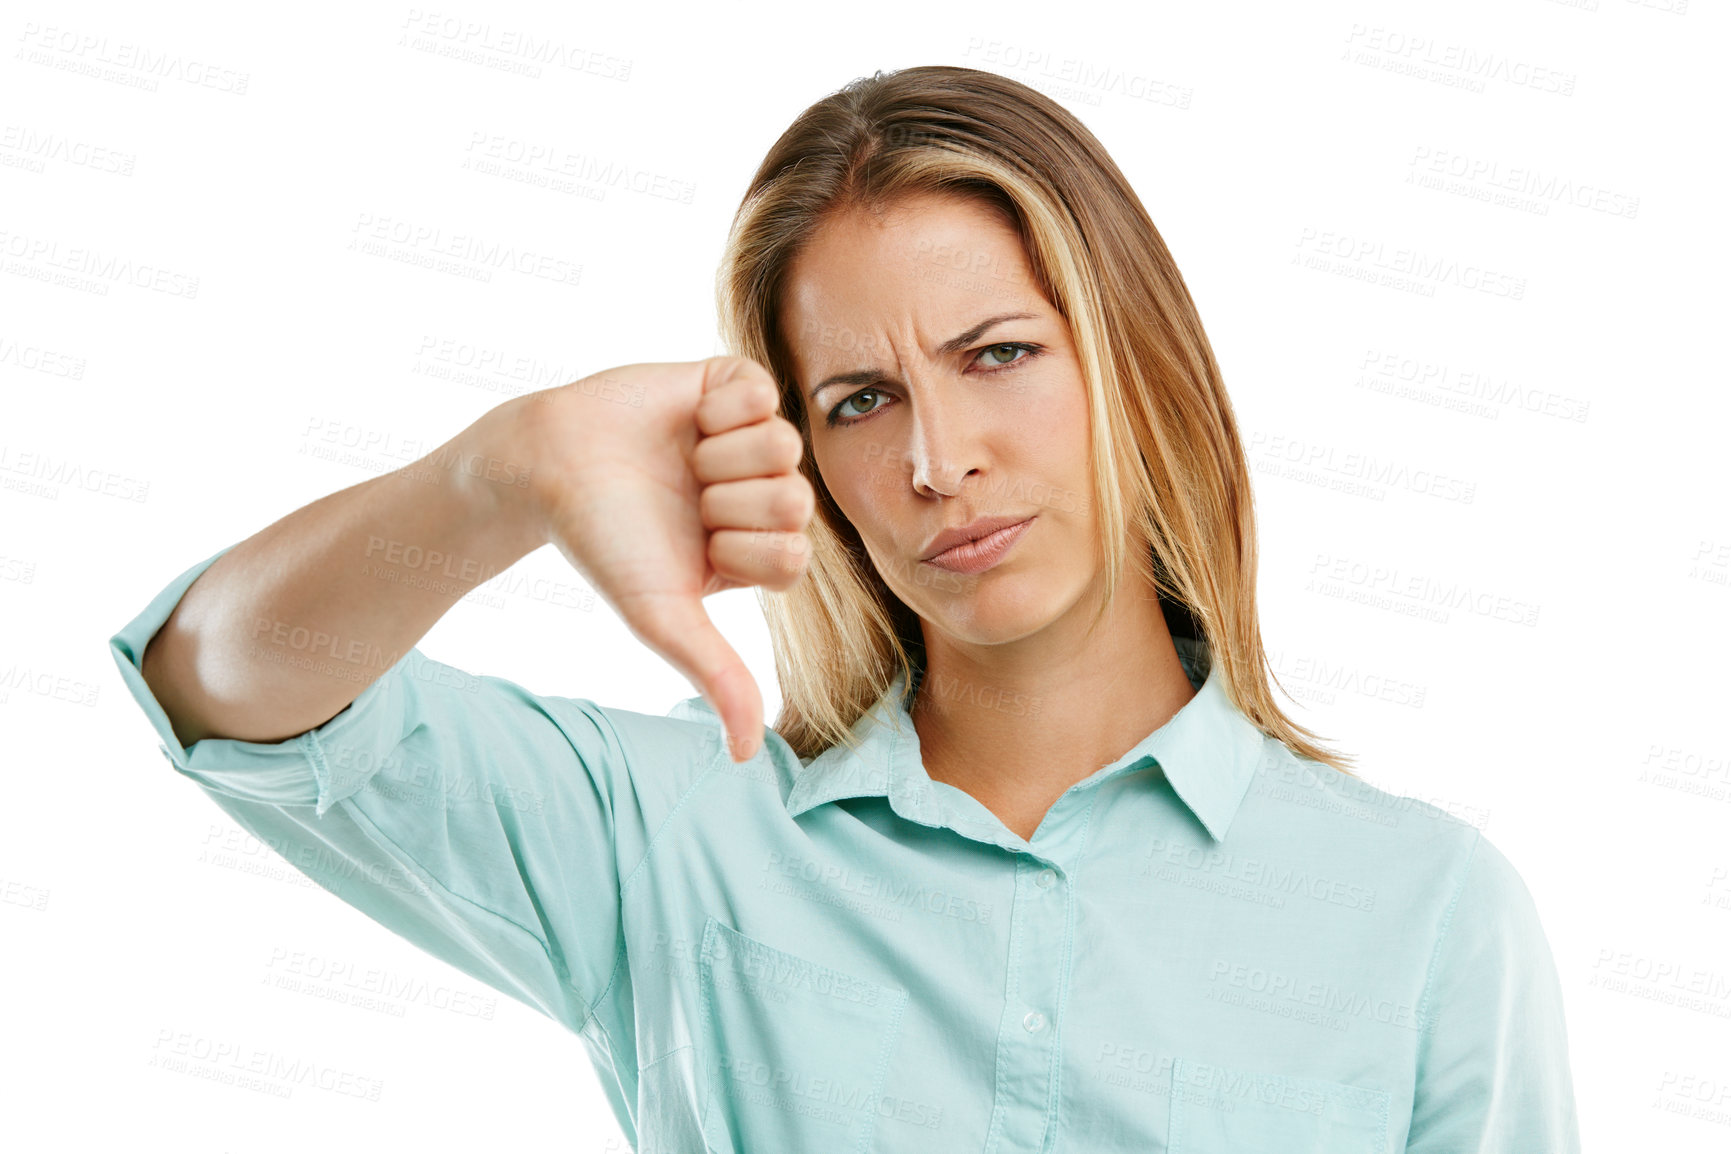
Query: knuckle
689 439 715 478
777 421 806 462
697 484 723 525
708 529 738 567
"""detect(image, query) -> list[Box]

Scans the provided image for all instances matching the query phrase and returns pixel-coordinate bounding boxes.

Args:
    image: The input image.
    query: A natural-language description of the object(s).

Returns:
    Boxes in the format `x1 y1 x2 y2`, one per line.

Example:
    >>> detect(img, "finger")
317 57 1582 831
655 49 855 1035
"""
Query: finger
709 527 810 592
692 417 804 484
624 592 765 762
699 475 815 534
696 359 781 436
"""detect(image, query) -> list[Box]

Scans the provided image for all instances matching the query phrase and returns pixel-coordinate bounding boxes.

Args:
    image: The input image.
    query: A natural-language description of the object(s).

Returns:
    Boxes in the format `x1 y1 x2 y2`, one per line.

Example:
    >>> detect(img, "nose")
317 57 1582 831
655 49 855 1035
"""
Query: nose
906 372 980 499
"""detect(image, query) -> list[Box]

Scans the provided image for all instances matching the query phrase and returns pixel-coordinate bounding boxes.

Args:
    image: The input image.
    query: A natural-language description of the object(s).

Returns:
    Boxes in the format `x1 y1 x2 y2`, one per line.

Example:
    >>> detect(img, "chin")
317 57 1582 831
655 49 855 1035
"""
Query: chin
913 569 1063 645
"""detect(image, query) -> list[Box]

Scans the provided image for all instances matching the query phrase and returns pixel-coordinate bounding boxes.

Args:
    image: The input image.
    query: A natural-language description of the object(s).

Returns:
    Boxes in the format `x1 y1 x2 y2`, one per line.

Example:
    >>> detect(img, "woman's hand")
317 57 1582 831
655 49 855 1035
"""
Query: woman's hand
481 356 814 762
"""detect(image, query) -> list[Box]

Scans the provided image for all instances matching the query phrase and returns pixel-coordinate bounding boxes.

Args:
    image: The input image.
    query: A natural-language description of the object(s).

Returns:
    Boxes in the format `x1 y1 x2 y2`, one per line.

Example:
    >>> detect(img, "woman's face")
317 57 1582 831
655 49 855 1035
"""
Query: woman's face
779 192 1100 649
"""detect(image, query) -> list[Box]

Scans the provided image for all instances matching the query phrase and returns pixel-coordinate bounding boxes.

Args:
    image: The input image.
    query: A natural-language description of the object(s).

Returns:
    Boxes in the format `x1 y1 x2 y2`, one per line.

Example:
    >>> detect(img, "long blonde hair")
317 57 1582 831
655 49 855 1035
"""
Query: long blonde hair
716 65 1355 776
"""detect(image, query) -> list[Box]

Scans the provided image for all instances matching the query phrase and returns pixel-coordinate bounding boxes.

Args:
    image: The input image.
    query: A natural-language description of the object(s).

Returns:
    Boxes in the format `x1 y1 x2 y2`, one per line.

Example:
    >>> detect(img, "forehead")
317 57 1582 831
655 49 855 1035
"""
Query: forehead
779 193 1038 360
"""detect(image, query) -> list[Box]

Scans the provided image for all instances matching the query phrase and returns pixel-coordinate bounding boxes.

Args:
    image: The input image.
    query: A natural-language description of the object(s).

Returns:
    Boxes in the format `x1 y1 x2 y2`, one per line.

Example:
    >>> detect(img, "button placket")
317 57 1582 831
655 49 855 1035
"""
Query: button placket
984 853 1069 1153
1025 869 1057 1034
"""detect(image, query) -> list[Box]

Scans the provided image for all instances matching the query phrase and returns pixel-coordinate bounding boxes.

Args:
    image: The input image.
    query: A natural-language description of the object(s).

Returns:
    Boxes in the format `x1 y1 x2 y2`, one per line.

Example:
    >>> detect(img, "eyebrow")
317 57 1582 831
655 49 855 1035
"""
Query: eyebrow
805 311 1039 402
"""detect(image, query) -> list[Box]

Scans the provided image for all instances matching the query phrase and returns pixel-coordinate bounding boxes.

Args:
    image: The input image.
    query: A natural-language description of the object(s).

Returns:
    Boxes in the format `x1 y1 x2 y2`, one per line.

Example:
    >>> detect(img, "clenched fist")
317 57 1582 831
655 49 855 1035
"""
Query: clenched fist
488 356 815 763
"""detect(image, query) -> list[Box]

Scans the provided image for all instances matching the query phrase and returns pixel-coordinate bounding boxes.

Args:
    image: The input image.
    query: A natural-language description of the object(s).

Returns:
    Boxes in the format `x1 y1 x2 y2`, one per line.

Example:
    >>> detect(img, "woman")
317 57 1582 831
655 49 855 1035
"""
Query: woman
110 67 1579 1152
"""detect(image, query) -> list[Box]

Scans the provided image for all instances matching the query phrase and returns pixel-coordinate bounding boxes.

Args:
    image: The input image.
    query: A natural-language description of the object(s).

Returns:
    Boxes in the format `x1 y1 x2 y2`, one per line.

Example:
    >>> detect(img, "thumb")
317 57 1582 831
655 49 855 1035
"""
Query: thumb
631 594 763 762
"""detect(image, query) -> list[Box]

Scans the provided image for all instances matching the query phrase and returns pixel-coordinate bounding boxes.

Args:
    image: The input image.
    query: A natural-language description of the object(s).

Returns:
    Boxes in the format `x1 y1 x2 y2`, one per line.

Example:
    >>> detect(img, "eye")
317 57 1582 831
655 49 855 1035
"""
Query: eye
823 342 1044 429
978 343 1021 368
827 387 891 427
972 342 1041 371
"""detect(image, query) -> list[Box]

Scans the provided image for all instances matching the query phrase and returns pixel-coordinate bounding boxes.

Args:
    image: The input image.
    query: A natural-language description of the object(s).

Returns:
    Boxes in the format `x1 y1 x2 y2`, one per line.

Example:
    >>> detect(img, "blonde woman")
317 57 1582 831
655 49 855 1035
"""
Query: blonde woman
111 67 1578 1153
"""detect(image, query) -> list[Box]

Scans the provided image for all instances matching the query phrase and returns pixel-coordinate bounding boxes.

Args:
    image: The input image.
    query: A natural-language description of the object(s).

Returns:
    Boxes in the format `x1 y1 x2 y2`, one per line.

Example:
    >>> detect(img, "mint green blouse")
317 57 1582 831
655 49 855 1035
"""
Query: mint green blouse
109 545 1580 1153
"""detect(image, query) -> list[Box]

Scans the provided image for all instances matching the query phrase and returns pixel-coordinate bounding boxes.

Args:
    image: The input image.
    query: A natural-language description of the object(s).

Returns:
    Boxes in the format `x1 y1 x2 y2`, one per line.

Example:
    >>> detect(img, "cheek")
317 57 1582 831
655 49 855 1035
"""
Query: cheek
817 435 906 516
1005 376 1093 528
811 442 884 544
996 378 1089 475
1036 368 1091 445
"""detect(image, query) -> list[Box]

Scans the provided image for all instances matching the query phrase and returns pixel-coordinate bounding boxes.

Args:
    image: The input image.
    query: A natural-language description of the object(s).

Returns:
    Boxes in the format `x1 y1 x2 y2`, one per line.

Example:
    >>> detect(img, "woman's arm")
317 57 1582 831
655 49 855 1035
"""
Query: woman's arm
110 545 703 1047
107 356 813 1054
140 407 545 749
1404 833 1583 1152
139 356 812 760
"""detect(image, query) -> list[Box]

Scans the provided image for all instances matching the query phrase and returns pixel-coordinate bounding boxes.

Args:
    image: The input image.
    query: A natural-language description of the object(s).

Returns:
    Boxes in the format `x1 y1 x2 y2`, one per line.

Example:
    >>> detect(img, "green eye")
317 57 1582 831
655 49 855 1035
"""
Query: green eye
825 343 1042 429
978 343 1040 370
827 388 888 427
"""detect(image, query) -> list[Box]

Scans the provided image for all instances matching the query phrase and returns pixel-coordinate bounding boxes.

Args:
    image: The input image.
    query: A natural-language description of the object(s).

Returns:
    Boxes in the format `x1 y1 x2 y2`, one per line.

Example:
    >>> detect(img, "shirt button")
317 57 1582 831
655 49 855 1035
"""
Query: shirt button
1023 1011 1045 1033
1035 868 1056 889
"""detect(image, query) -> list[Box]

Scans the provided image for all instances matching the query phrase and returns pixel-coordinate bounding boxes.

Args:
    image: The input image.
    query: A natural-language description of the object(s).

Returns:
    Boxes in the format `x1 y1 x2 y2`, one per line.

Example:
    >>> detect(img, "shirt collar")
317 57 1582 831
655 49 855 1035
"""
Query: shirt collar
782 637 1268 845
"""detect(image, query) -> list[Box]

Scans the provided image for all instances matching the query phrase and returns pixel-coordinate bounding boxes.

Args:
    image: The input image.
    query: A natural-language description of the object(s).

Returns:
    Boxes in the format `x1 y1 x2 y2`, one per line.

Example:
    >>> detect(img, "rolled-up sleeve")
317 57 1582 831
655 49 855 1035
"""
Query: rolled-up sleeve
1405 831 1582 1153
107 545 665 1038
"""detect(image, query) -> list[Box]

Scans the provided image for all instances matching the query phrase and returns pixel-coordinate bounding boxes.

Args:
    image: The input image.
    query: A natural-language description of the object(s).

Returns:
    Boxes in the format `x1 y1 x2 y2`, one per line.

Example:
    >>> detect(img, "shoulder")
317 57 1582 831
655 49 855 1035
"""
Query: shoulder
1430 825 1550 967
1247 740 1485 863
1241 741 1543 925
1249 741 1558 974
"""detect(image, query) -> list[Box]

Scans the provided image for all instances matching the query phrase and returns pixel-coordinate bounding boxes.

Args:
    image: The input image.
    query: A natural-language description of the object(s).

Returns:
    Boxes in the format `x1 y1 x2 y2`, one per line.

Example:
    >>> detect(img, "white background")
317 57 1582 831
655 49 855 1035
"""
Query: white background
4 0 1727 1149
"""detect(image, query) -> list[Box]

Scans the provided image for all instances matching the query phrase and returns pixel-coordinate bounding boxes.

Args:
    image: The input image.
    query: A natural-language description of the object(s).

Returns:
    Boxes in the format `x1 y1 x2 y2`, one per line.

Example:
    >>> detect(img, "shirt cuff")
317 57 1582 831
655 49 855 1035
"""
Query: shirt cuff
107 544 416 818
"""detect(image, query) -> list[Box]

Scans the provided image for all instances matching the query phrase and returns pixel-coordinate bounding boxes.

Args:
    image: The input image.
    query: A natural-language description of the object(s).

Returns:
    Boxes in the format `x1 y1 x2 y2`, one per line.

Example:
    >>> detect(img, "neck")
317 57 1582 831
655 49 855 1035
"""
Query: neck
911 562 1199 840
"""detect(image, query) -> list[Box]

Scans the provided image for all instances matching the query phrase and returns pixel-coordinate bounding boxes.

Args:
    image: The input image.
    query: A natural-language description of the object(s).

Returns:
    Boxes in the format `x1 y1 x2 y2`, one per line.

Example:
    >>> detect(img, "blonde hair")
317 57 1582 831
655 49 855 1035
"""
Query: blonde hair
716 65 1356 777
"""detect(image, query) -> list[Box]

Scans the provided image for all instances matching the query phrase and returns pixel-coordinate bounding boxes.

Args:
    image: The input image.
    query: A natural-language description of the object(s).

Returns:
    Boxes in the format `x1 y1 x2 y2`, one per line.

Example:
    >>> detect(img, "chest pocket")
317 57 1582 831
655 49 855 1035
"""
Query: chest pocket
1167 1057 1391 1154
698 916 909 1154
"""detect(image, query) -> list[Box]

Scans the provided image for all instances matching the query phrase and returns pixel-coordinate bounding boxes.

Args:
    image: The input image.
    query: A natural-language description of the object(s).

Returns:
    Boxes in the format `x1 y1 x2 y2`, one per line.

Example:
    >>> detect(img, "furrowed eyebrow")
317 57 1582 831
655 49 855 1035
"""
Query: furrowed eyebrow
805 311 1039 402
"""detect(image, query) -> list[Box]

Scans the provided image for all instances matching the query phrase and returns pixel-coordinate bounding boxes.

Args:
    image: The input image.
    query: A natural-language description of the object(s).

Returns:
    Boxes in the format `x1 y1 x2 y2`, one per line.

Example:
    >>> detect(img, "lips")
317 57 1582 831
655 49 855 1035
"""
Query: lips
920 517 1036 575
920 514 1036 562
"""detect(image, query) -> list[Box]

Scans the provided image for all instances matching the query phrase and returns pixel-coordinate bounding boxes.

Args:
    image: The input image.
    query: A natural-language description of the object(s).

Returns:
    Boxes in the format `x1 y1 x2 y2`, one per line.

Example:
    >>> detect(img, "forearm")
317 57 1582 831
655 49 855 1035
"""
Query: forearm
141 416 547 748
